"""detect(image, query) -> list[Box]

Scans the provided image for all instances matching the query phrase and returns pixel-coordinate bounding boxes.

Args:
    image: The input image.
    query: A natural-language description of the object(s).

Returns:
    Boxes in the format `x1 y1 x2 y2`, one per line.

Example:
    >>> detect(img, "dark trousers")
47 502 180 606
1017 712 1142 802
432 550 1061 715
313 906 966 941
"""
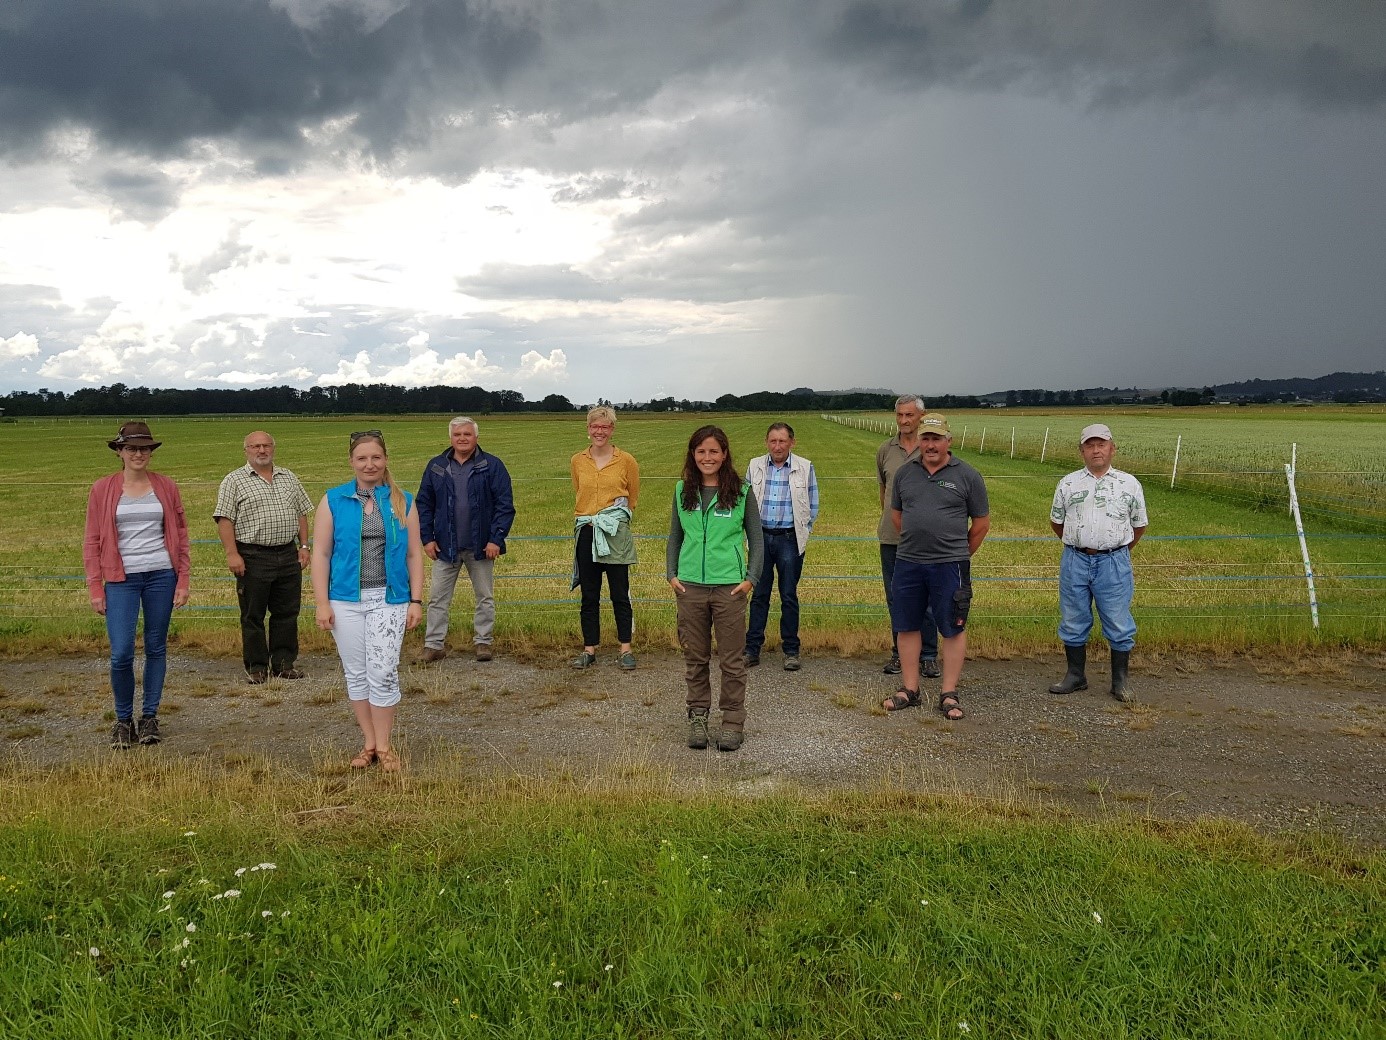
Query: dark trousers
236 542 303 673
676 583 747 729
575 525 633 646
746 528 803 656
880 543 938 659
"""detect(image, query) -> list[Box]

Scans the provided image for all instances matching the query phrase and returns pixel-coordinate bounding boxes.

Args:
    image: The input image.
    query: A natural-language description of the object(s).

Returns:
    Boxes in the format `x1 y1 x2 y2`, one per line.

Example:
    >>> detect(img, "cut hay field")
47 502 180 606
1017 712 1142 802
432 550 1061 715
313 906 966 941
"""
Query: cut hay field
0 407 1382 657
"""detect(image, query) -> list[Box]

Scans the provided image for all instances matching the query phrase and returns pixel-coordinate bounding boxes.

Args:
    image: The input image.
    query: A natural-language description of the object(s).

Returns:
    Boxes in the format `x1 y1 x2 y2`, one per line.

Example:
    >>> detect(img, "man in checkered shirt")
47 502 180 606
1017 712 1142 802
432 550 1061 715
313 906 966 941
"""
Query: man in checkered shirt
214 432 314 684
1048 423 1149 703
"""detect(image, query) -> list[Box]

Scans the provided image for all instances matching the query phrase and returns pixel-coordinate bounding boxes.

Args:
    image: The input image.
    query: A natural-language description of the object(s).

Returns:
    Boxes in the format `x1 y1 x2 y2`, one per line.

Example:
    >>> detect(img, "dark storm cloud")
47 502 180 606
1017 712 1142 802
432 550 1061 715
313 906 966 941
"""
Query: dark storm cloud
0 0 540 158
2 1 1382 164
85 168 181 222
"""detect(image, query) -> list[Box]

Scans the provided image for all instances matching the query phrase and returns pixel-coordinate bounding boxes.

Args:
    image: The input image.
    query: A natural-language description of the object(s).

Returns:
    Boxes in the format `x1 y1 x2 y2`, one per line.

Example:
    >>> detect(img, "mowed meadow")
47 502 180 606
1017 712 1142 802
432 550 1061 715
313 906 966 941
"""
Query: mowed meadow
1 408 1383 1039
1 406 1382 657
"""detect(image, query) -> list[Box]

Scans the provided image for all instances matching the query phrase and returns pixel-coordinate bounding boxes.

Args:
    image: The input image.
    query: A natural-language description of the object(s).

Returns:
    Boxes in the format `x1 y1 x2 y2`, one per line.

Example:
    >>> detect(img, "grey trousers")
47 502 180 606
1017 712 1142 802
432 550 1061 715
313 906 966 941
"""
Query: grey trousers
424 551 495 648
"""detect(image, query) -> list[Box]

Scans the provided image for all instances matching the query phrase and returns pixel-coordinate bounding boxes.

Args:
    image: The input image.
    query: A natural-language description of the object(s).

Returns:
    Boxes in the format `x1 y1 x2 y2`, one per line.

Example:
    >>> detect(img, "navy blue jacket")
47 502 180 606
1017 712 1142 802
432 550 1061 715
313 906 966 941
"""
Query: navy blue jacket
416 446 516 563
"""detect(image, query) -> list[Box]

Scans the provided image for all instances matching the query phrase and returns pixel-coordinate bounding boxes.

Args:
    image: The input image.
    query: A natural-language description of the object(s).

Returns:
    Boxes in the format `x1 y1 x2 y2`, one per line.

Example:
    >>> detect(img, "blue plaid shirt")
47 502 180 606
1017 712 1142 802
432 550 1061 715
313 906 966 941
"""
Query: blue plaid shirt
758 455 818 530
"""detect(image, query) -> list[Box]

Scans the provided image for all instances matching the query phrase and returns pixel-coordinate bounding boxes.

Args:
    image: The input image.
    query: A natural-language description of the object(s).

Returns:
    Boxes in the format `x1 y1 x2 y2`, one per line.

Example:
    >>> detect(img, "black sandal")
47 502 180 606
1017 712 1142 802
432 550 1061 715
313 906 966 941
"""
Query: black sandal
883 688 921 712
938 692 964 721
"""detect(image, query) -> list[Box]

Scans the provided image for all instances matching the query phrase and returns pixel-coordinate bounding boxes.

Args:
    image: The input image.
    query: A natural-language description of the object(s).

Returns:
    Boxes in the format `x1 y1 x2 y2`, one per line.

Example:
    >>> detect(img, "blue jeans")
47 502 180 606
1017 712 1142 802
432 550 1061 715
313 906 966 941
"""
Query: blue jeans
105 568 177 720
1058 546 1136 651
880 543 938 659
747 529 803 656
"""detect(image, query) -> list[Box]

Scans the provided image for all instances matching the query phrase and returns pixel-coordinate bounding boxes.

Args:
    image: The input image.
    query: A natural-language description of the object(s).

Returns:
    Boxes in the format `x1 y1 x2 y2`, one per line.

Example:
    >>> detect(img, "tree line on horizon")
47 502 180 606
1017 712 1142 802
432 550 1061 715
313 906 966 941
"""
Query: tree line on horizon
2 369 1380 418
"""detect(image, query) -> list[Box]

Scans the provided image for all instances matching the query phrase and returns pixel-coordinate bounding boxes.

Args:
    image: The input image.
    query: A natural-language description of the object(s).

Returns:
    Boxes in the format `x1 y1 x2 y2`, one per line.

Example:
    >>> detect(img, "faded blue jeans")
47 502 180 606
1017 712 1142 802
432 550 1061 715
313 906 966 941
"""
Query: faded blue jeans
1058 545 1136 652
105 567 177 721
747 528 803 657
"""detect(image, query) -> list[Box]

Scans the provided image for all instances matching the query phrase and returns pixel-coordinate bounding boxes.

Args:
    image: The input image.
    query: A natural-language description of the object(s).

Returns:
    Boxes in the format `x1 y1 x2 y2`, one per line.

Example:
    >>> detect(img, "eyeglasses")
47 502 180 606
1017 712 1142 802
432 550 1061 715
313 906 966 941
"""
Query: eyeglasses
120 446 155 454
588 424 614 432
349 429 383 443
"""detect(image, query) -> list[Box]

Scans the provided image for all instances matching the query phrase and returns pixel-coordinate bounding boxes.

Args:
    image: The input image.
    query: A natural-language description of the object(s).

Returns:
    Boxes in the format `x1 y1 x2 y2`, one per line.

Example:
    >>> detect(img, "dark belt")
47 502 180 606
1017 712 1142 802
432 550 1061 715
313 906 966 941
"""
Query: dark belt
1073 545 1123 556
236 540 298 552
762 527 795 536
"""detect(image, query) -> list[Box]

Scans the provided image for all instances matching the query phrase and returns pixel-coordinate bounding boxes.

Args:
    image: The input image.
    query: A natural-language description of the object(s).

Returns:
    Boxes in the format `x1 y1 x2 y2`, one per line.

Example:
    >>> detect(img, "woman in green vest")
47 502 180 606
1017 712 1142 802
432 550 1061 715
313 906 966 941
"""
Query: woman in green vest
666 426 764 752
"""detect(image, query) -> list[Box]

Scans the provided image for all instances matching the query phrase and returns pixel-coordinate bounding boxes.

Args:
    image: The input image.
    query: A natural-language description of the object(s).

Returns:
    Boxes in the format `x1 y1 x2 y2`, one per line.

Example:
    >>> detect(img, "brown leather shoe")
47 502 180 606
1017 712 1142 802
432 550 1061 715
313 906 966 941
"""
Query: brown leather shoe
417 647 447 663
474 645 494 662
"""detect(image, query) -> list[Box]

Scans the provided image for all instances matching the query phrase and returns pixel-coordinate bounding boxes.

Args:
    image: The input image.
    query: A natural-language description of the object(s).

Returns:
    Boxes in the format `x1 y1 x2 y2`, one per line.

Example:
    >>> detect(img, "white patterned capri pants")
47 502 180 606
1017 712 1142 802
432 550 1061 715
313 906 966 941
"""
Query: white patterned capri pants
329 587 407 707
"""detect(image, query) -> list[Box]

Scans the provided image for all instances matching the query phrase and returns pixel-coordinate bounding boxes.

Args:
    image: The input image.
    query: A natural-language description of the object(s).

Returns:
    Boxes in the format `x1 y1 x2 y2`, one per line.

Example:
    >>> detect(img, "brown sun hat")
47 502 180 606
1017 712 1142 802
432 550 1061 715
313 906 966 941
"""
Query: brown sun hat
108 421 162 451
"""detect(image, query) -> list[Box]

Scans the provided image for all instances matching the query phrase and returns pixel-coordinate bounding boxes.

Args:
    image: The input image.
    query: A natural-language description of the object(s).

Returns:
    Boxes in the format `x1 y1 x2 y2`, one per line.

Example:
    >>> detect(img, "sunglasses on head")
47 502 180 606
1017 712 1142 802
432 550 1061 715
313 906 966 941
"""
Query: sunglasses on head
349 429 383 443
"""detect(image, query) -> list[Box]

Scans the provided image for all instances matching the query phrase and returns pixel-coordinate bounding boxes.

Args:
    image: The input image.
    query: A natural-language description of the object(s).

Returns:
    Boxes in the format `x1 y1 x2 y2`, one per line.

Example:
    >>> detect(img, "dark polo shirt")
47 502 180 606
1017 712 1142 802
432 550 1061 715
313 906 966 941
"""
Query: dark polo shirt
890 454 989 564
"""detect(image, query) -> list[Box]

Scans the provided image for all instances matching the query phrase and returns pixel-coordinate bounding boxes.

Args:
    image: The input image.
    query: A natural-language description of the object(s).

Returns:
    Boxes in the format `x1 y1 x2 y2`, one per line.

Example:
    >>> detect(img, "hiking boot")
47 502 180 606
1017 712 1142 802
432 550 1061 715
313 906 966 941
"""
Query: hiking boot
272 668 306 680
418 647 448 664
474 645 494 662
246 670 268 685
570 651 597 669
619 651 637 671
1049 644 1089 695
687 709 710 749
783 656 801 672
110 720 134 750
882 652 901 675
137 715 161 745
717 728 744 753
743 651 761 667
1110 648 1133 703
920 657 941 679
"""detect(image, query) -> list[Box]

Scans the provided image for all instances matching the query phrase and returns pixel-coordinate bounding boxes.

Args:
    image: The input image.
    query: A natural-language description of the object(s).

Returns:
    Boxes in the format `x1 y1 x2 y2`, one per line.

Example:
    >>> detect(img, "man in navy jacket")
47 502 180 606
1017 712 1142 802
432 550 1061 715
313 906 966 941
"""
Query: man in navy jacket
416 417 516 661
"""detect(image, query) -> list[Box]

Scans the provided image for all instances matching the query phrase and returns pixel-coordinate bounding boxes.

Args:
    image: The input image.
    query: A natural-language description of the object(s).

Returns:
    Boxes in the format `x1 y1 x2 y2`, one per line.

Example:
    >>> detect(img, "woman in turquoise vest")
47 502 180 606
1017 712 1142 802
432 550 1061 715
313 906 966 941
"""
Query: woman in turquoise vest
310 430 424 773
666 426 764 753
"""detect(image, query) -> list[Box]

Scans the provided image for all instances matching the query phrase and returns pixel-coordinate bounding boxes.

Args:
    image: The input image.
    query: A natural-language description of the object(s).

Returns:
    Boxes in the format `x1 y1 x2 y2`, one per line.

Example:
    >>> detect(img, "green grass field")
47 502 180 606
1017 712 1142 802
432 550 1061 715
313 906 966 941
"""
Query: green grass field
1 762 1380 1039
1 407 1383 656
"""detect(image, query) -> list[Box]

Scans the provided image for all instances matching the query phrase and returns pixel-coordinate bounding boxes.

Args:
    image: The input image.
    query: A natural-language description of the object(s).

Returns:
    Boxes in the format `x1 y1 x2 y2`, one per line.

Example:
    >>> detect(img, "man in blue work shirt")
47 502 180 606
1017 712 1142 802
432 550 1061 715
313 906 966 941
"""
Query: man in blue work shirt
744 422 819 671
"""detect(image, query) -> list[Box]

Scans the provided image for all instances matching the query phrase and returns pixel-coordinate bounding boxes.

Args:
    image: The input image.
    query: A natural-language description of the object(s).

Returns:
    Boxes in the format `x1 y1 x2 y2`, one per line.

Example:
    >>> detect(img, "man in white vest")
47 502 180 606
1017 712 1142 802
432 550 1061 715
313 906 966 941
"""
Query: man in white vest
744 422 819 671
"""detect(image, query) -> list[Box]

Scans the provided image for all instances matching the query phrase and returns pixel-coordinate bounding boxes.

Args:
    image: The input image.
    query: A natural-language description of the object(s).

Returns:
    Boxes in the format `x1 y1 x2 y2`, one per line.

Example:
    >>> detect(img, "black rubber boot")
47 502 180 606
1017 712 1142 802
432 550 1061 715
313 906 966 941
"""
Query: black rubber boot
1110 649 1133 703
1048 644 1088 694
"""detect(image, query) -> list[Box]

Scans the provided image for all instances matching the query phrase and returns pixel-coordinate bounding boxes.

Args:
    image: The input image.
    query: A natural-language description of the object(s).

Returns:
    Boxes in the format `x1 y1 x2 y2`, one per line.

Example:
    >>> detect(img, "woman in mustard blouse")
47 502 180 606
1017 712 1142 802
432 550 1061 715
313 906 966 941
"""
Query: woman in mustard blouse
570 406 640 669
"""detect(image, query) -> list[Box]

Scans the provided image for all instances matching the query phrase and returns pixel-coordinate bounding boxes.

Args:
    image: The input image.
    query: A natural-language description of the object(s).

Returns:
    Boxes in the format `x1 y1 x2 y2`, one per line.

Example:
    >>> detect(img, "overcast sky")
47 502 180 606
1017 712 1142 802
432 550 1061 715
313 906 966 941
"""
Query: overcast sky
2 0 1383 403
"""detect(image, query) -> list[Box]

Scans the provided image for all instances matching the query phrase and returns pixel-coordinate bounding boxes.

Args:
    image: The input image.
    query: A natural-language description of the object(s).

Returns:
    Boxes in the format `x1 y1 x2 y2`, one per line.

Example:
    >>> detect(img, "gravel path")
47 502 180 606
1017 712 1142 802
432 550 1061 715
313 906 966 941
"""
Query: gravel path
3 648 1382 844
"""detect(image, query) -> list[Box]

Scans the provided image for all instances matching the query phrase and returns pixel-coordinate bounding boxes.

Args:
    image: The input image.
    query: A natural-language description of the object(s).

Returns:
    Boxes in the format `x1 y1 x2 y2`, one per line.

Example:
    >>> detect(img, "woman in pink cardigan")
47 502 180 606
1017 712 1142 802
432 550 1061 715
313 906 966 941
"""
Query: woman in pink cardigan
83 422 191 749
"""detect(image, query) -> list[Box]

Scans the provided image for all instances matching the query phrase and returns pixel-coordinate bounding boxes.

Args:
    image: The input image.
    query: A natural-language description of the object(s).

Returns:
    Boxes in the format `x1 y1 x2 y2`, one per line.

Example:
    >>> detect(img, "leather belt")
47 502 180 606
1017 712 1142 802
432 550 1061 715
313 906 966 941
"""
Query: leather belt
1074 546 1121 556
762 527 795 536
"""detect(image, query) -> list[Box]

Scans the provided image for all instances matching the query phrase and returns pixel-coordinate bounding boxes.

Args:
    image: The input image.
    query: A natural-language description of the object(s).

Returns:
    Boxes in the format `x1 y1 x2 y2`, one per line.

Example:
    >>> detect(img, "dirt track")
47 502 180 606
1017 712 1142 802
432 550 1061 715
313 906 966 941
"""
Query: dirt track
2 648 1382 844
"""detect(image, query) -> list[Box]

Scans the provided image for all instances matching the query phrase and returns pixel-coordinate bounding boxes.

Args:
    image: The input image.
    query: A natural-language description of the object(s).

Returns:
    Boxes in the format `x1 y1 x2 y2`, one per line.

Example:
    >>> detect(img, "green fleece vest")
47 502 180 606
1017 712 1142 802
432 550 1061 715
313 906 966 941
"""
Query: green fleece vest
675 480 748 585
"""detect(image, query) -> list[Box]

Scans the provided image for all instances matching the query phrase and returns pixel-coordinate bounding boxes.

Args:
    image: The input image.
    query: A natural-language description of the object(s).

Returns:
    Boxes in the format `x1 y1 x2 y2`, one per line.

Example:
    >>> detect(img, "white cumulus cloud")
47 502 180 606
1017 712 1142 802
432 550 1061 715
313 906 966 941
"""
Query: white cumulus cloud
517 348 567 382
0 332 40 360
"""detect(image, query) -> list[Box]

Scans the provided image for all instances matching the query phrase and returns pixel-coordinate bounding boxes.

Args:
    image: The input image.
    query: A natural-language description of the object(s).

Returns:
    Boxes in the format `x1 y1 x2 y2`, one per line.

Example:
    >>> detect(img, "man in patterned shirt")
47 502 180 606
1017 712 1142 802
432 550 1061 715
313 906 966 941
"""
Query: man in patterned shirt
744 422 819 671
1048 424 1149 702
214 432 314 683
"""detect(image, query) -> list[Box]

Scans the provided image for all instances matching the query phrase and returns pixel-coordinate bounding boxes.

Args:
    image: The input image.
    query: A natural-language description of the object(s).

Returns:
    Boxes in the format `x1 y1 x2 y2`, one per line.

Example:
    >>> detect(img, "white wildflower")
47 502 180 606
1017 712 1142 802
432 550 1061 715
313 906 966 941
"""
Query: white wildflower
920 900 929 906
180 938 191 949
604 964 613 972
223 889 241 899
280 911 290 918
1092 911 1102 924
258 863 277 871
88 947 100 958
261 910 273 918
234 867 247 877
182 831 196 837
211 894 223 901
186 923 197 933
162 891 175 900
552 981 562 989
959 1023 970 1034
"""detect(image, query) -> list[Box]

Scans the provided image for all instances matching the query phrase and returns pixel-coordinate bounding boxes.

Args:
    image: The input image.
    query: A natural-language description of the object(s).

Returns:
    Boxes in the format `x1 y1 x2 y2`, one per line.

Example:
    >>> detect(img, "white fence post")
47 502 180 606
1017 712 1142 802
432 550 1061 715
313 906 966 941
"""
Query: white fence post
979 428 987 453
1010 427 1016 459
1040 427 1049 463
1285 461 1319 629
960 426 968 450
1170 434 1182 489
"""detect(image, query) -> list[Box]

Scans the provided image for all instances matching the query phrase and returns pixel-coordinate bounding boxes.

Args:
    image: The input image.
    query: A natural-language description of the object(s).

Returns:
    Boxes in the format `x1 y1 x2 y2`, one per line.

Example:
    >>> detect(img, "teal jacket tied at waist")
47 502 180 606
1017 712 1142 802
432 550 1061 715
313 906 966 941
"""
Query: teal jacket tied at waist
571 501 635 589
326 480 413 604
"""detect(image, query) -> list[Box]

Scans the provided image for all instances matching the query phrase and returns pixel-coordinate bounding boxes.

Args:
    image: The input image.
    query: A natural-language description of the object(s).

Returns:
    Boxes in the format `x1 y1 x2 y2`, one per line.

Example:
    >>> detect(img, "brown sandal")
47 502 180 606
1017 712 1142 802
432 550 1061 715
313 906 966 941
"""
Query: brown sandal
350 747 378 769
883 688 921 712
378 748 402 773
938 692 964 721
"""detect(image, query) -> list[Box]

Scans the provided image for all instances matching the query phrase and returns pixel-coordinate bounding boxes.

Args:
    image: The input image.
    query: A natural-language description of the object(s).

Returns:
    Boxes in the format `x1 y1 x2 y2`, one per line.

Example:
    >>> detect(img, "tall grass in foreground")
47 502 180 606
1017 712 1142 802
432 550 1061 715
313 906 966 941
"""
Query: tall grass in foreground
1 759 1380 1039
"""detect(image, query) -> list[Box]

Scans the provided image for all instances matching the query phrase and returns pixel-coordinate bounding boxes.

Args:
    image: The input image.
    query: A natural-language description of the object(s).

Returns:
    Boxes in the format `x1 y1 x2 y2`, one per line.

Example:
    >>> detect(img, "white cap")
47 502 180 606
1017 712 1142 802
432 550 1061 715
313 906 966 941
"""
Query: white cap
1079 423 1113 444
